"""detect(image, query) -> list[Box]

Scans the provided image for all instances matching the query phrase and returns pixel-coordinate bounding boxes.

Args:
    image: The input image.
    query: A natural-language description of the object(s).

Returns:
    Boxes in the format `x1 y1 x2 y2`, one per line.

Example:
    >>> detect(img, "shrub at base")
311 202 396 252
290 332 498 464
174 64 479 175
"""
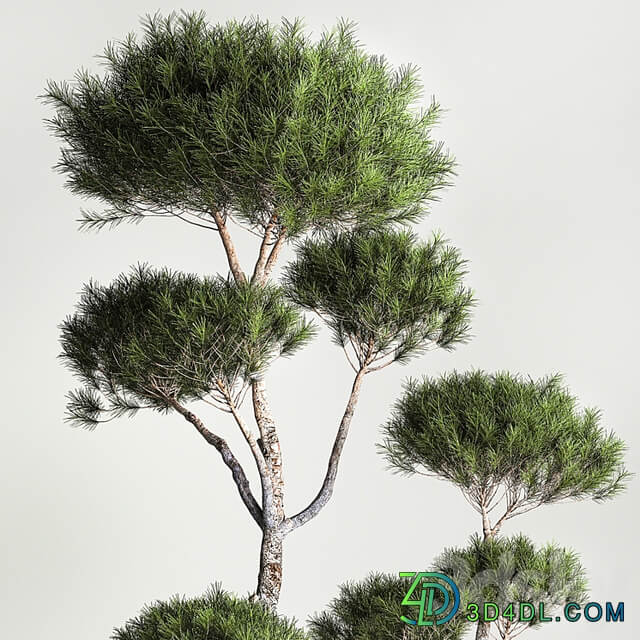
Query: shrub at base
308 573 467 640
112 585 308 640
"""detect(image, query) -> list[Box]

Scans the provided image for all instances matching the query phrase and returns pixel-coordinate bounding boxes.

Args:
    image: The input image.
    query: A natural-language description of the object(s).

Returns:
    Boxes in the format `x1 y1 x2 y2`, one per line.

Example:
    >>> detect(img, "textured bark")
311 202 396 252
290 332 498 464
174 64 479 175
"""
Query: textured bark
168 398 263 527
255 526 284 608
252 379 285 523
283 366 368 533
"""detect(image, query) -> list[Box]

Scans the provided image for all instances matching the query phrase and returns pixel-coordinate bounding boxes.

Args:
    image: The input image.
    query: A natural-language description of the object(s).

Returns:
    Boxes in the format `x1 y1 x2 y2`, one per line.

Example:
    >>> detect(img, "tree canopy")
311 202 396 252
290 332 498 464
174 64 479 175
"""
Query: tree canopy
380 371 629 515
284 229 474 369
60 265 314 428
112 584 308 640
308 572 468 640
43 12 454 237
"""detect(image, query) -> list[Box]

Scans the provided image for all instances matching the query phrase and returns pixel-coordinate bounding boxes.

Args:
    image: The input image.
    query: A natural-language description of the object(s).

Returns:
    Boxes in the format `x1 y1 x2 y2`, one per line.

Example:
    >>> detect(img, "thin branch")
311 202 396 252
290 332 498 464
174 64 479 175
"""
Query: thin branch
366 358 395 373
251 215 277 284
490 499 522 537
263 229 286 281
282 355 372 534
341 343 358 373
216 381 273 491
213 379 280 529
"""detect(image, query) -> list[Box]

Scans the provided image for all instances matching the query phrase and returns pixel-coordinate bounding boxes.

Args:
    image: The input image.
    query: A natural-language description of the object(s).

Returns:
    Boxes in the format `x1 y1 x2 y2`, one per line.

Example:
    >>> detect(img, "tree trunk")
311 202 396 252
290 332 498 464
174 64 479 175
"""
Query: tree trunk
251 380 286 608
252 380 285 522
476 504 494 639
255 526 283 608
475 620 490 639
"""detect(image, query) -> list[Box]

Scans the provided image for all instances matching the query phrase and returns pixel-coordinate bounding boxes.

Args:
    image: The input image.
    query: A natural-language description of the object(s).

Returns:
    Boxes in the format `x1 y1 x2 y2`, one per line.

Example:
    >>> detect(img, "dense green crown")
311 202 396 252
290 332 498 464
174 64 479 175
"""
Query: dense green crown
435 535 588 627
380 371 629 502
113 584 308 640
284 230 474 367
43 12 454 236
308 572 467 640
60 265 314 427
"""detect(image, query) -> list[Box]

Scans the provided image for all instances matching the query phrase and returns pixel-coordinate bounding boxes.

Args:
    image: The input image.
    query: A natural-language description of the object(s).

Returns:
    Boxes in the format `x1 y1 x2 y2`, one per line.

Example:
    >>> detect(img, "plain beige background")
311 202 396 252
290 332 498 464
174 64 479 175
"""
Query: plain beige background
1 0 638 638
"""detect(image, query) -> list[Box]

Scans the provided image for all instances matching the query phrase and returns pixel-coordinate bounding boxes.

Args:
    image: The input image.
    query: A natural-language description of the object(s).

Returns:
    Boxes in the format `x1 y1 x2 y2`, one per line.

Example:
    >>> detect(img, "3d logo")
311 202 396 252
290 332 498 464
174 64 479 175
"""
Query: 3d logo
399 571 461 626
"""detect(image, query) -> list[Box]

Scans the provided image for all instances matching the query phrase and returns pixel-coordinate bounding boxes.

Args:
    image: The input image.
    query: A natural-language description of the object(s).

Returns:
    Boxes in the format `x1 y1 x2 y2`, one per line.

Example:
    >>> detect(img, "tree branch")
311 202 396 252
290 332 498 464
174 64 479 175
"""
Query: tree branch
263 230 286 281
251 216 277 284
212 210 246 284
489 499 521 537
216 382 276 525
282 362 370 533
166 396 263 528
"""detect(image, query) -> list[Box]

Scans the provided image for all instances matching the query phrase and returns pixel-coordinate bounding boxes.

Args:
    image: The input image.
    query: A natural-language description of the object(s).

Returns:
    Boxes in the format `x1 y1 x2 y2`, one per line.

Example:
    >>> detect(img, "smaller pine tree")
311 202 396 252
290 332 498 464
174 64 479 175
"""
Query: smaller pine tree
379 370 628 639
379 370 629 539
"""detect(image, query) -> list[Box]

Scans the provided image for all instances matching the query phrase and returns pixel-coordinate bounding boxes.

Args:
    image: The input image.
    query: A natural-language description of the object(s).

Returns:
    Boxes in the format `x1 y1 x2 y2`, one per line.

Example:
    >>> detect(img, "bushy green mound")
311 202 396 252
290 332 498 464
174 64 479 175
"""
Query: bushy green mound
435 535 588 637
44 12 454 236
308 572 467 640
61 265 314 427
380 370 628 505
284 230 473 368
112 585 308 640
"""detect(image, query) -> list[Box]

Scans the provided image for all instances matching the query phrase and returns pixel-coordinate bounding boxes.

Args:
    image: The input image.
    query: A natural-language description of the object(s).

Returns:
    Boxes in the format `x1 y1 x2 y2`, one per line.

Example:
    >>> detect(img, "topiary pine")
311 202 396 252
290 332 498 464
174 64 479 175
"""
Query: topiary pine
434 535 588 640
45 12 471 608
62 265 315 423
112 584 309 640
43 11 454 244
379 370 628 639
308 572 468 640
379 370 629 540
284 229 473 370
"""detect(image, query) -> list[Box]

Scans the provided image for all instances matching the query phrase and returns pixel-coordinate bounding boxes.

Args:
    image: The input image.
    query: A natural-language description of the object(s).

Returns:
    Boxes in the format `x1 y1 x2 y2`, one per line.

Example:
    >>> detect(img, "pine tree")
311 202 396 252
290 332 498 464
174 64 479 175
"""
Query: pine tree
44 12 473 608
379 370 629 637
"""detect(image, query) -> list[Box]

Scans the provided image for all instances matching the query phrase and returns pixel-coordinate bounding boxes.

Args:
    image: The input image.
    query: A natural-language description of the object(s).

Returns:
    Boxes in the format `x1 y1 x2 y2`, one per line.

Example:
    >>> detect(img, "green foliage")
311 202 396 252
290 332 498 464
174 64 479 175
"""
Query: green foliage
435 535 588 632
60 265 314 427
112 584 308 640
380 371 629 508
308 573 467 640
284 230 474 368
43 12 454 237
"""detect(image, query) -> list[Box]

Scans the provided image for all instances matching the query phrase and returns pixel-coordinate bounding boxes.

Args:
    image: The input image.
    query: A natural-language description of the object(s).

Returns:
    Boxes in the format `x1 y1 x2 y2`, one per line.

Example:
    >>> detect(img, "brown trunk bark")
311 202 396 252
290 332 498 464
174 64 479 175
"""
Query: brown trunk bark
255 526 283 608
